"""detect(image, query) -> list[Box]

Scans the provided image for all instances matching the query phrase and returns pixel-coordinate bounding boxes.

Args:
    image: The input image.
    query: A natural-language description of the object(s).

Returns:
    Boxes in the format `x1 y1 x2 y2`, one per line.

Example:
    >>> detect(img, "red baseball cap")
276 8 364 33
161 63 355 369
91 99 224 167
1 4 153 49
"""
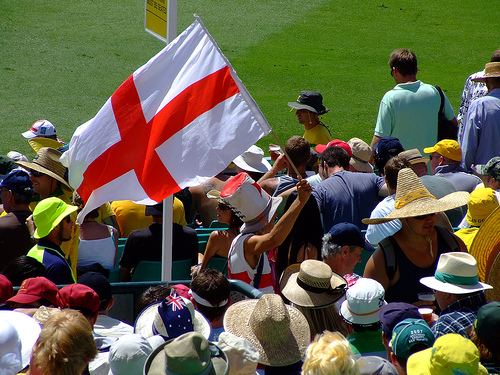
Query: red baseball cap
316 139 353 156
57 284 100 313
6 277 58 306
0 275 13 303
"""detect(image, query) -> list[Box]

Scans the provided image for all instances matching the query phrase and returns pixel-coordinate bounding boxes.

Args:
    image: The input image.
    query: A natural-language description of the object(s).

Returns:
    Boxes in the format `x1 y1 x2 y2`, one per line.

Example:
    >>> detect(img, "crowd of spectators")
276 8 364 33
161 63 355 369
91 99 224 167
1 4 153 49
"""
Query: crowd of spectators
0 47 499 374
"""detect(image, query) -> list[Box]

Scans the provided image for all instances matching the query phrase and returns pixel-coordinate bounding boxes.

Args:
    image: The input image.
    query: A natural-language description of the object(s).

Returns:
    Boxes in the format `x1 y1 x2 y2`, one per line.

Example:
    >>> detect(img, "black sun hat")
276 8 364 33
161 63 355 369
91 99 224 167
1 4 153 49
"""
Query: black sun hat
288 90 329 115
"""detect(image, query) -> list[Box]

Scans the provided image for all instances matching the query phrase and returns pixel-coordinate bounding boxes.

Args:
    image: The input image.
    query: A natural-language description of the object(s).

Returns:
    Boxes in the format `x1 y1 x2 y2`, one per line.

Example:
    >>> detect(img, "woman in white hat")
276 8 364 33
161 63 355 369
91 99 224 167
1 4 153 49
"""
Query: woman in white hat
217 172 311 293
363 168 469 306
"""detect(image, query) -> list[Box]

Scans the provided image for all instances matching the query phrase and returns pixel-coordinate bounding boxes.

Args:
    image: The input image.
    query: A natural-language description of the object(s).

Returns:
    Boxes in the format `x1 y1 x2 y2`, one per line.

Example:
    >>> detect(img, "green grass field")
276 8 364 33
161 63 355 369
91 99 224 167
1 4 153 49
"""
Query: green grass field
1 0 499 158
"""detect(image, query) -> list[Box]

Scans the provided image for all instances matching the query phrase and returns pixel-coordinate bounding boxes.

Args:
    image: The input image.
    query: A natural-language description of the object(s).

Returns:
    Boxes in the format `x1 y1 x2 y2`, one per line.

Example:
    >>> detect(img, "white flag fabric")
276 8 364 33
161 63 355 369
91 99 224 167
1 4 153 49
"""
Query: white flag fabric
62 16 271 223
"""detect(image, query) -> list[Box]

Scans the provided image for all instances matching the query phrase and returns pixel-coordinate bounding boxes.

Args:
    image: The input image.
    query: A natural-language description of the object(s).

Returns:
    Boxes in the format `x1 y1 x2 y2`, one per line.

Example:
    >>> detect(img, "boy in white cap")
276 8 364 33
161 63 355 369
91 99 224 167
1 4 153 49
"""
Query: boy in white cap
213 172 311 293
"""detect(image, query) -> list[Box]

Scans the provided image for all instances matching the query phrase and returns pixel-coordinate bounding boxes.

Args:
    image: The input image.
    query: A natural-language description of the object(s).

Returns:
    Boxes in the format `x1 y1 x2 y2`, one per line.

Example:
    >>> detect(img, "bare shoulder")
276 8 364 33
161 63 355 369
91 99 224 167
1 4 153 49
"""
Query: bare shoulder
363 247 390 290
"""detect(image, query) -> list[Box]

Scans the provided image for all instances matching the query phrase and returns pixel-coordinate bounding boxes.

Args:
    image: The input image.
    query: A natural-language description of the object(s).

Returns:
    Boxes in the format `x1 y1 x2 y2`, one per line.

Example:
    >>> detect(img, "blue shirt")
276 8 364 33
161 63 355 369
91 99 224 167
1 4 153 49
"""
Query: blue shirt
461 88 500 171
432 292 486 339
312 170 385 232
434 164 482 193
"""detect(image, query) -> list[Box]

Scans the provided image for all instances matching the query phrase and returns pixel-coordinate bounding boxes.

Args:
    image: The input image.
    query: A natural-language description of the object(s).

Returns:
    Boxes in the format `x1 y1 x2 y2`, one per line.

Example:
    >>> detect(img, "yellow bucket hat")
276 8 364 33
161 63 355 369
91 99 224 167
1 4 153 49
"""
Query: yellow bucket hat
407 333 487 375
466 188 499 226
33 197 77 239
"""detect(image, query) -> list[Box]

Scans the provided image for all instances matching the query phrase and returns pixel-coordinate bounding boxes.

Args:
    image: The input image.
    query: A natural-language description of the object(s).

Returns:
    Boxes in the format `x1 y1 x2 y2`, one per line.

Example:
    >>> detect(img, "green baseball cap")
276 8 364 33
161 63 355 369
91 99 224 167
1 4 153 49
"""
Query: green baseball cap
474 301 500 345
389 318 435 359
33 197 77 239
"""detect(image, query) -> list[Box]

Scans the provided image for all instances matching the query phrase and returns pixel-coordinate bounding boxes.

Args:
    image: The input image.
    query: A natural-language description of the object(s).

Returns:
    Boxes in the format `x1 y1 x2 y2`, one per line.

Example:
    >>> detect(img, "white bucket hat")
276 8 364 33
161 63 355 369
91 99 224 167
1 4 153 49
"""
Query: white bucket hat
217 332 259 375
213 173 282 234
0 311 42 370
420 252 492 294
232 145 271 174
108 333 153 375
340 278 387 326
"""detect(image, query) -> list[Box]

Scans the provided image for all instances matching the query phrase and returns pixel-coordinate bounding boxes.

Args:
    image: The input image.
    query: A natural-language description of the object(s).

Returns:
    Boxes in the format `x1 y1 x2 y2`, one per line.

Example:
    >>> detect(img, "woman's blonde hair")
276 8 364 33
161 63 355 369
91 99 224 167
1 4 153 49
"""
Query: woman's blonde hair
302 331 360 375
30 309 98 375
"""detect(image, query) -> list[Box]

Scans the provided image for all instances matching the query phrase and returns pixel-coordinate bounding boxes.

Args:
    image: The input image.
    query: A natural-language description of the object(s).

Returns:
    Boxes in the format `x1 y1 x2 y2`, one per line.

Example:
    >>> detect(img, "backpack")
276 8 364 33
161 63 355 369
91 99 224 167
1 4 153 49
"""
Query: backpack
379 226 459 281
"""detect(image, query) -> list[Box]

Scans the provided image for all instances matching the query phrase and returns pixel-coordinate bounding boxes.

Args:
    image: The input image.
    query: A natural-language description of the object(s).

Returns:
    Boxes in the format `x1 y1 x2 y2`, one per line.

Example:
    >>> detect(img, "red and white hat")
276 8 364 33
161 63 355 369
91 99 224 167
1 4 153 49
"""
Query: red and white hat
315 139 352 156
22 120 57 139
217 173 282 234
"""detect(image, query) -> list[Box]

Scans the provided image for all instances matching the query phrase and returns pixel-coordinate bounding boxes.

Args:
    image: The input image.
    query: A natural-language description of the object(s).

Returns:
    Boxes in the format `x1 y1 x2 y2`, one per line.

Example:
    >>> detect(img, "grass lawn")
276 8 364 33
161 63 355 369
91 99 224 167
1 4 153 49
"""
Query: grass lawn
1 0 498 158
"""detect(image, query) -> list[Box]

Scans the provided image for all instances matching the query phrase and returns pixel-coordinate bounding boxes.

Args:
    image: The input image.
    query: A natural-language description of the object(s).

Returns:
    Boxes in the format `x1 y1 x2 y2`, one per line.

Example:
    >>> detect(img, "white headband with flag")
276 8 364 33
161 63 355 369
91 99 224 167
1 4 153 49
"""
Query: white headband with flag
61 15 271 223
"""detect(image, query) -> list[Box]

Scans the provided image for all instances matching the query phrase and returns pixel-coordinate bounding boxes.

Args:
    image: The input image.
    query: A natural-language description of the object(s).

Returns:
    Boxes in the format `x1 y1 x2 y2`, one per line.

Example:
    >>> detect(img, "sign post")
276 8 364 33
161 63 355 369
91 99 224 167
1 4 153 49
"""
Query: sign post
145 0 177 43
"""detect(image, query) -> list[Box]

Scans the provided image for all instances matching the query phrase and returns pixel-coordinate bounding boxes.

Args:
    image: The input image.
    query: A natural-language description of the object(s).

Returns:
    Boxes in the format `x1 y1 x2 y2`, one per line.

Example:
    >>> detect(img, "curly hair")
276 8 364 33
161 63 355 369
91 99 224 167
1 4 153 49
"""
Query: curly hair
302 331 360 375
30 309 97 375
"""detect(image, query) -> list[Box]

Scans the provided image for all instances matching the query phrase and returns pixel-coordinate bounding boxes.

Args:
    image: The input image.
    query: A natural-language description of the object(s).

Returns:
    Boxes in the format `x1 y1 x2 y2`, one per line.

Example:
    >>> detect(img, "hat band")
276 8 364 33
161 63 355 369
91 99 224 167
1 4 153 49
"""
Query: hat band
351 154 369 164
164 359 214 375
395 188 435 209
434 271 478 286
346 304 382 317
297 278 346 295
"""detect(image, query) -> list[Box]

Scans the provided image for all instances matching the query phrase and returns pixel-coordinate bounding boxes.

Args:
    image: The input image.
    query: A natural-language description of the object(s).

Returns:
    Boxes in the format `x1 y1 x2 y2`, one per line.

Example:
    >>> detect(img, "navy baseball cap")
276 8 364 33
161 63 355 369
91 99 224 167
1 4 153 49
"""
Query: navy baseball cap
326 222 375 251
373 137 404 157
379 302 421 337
0 170 33 195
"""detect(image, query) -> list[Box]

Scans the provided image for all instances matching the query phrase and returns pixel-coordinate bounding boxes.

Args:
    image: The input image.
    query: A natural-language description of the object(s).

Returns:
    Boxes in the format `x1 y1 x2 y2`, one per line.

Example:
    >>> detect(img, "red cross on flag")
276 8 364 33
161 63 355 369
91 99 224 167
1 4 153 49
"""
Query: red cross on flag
62 16 271 223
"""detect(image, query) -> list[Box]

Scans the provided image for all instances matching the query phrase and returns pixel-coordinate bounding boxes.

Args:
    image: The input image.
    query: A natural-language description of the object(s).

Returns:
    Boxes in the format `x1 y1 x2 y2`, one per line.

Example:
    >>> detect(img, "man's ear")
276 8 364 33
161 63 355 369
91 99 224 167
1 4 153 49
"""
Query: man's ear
342 245 350 257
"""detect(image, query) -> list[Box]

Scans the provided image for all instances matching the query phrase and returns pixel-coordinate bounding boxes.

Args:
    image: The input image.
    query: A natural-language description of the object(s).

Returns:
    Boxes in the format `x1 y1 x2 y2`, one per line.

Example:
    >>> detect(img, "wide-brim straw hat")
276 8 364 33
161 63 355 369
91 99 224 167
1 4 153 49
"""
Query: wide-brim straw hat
16 147 71 189
470 206 500 282
362 168 469 225
232 145 271 174
0 310 42 369
484 251 500 303
471 62 500 83
280 260 347 308
216 173 282 234
134 299 211 340
420 252 492 295
223 294 310 367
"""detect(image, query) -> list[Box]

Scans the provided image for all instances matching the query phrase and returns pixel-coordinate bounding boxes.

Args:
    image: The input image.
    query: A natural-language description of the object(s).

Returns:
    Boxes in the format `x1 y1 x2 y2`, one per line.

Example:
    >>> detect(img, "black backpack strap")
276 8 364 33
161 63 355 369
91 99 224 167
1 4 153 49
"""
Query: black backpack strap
252 254 265 290
435 85 445 117
379 237 397 282
435 225 460 253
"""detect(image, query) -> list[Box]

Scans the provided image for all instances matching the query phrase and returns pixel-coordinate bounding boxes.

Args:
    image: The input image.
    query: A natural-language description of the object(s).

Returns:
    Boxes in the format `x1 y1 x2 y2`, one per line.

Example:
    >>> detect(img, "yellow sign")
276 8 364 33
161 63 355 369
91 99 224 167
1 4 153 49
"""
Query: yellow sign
145 0 168 42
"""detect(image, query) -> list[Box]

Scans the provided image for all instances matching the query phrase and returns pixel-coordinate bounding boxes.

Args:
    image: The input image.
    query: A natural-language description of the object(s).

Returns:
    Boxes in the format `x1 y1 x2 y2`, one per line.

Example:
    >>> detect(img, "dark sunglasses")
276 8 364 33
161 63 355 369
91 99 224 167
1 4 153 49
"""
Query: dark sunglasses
413 213 436 220
217 203 230 211
31 170 45 178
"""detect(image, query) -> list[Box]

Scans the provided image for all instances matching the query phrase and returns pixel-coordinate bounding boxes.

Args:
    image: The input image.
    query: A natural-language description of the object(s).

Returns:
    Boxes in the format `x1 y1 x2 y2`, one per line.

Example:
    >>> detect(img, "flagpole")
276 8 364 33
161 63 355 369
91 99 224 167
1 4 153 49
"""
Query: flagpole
161 0 178 282
269 128 303 181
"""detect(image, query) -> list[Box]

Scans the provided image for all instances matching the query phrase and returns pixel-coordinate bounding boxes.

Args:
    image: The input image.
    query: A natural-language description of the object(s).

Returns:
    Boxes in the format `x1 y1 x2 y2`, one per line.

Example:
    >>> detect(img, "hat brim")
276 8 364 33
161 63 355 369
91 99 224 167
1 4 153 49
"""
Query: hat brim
0 311 42 369
280 265 347 308
340 299 386 326
232 155 271 174
223 299 310 367
15 160 71 189
34 204 78 239
362 191 470 225
407 156 430 165
419 276 492 295
350 158 373 172
240 196 282 234
28 138 65 154
134 301 211 340
6 293 43 305
144 338 228 375
470 206 500 282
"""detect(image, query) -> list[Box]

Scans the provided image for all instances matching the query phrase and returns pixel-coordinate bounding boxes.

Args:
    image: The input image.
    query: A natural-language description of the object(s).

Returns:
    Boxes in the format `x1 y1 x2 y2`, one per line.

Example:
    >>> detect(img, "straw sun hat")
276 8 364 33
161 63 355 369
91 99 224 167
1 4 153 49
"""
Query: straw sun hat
223 294 310 367
362 168 469 225
469 206 500 283
15 147 71 189
280 260 347 308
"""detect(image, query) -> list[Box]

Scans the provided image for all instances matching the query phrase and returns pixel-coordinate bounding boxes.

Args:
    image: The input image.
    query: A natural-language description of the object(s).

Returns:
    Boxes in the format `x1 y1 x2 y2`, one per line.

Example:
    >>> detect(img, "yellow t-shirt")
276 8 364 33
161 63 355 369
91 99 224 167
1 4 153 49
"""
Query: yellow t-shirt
303 124 332 148
454 227 479 251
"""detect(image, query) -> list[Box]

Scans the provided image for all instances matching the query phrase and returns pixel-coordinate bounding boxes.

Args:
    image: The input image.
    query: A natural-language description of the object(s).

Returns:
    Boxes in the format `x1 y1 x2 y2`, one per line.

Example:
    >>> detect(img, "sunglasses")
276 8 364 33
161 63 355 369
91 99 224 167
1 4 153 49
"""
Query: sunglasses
217 203 230 211
413 213 436 220
31 170 45 178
